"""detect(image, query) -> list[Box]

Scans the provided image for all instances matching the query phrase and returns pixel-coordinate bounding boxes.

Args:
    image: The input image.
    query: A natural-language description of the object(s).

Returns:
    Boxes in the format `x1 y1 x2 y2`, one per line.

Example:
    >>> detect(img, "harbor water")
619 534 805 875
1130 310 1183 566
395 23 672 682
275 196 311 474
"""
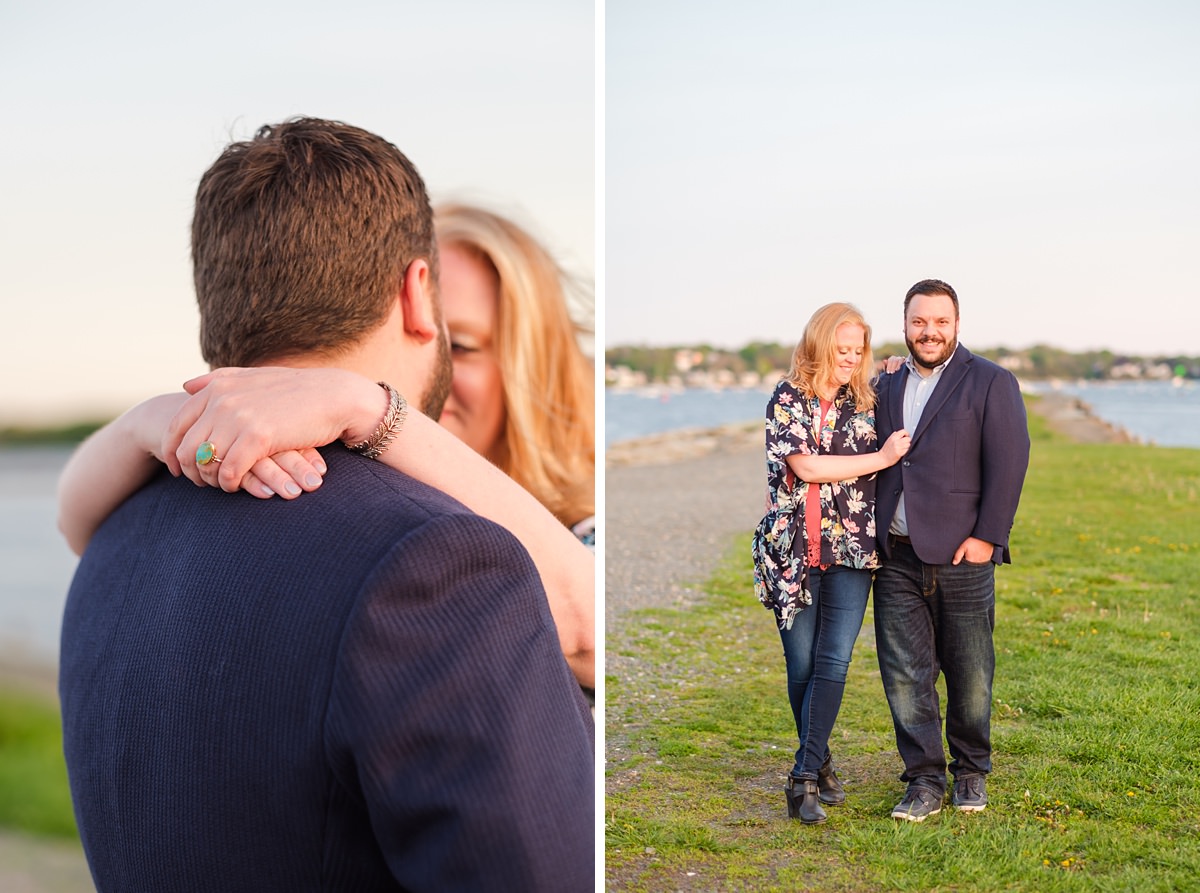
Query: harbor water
0 447 79 667
606 379 1200 448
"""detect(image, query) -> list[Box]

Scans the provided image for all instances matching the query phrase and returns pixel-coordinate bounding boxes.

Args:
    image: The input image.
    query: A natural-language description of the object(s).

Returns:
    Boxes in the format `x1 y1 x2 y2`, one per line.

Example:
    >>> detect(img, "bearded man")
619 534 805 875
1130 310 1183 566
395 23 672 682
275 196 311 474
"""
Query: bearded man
871 278 1030 823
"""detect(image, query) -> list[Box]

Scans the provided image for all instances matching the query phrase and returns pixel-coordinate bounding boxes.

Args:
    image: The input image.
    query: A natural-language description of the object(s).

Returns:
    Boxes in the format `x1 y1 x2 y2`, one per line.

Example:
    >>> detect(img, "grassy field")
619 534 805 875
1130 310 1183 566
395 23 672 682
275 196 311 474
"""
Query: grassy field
0 689 76 838
605 405 1200 891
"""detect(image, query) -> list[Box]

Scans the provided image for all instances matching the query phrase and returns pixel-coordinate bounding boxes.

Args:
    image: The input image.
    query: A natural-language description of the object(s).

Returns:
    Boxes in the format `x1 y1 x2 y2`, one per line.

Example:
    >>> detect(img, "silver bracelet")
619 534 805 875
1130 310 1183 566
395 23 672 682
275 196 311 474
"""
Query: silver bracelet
342 381 408 459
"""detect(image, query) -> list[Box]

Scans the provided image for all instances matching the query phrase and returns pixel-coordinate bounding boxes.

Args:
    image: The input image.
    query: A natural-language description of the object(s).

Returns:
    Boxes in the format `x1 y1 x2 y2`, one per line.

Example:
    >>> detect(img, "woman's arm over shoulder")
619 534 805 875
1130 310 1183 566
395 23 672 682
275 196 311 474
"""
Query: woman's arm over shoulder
379 411 595 688
171 367 595 689
57 393 189 555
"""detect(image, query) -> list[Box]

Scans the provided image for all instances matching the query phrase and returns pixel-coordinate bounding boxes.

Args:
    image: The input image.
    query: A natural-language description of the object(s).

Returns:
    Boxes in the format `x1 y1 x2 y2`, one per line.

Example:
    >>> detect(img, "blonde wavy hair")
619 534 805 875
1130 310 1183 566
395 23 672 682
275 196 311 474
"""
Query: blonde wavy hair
785 302 876 411
434 203 595 528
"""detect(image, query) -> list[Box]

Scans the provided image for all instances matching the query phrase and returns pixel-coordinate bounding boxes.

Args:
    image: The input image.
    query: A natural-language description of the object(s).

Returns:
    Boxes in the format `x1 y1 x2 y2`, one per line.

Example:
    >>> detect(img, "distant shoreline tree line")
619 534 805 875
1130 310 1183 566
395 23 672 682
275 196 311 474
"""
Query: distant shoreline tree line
4 343 1197 445
0 420 109 447
605 342 1200 387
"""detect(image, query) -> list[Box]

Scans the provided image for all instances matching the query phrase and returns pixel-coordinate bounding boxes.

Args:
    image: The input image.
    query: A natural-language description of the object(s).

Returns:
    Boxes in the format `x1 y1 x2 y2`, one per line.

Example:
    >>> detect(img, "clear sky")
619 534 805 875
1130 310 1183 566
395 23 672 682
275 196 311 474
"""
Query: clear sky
1 0 594 424
606 0 1200 356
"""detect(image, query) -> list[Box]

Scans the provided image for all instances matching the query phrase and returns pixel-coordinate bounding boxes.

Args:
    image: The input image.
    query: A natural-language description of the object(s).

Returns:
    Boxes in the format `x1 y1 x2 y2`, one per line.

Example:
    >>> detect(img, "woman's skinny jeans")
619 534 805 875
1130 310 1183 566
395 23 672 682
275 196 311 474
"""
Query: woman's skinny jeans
778 564 871 779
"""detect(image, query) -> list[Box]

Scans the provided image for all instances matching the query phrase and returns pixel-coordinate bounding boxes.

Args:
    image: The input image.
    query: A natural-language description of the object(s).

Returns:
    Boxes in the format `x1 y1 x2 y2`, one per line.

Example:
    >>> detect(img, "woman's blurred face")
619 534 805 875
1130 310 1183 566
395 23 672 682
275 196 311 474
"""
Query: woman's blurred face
437 244 507 461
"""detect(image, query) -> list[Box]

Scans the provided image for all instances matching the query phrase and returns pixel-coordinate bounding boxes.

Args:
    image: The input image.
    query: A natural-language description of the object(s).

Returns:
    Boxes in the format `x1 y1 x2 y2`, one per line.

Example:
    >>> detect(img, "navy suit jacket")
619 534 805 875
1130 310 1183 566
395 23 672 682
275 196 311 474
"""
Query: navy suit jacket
874 345 1030 566
60 446 594 892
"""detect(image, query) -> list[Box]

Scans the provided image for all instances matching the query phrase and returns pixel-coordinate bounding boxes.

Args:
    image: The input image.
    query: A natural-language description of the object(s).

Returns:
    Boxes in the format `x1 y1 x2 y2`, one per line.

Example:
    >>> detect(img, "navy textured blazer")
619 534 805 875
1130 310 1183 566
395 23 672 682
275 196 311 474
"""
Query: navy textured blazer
60 446 594 892
874 345 1031 566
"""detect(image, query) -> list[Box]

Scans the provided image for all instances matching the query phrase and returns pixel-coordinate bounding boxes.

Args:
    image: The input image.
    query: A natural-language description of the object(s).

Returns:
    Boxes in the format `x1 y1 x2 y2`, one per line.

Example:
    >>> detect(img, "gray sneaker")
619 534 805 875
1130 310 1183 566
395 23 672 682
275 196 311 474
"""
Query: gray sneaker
891 786 942 822
951 774 987 812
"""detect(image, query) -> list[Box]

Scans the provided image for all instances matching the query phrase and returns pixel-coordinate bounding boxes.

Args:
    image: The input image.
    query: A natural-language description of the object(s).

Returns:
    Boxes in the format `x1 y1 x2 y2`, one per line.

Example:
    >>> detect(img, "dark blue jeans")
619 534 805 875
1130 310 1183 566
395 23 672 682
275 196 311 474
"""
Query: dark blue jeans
778 565 872 779
873 538 996 796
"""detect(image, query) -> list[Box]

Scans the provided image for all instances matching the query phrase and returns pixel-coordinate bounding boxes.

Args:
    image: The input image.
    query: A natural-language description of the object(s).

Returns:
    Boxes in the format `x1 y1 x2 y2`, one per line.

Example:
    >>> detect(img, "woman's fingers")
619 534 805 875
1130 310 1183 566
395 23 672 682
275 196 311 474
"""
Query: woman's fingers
164 391 212 479
178 432 328 499
179 434 217 488
194 433 233 490
242 452 326 499
182 370 222 394
239 469 273 499
178 418 260 492
299 448 327 475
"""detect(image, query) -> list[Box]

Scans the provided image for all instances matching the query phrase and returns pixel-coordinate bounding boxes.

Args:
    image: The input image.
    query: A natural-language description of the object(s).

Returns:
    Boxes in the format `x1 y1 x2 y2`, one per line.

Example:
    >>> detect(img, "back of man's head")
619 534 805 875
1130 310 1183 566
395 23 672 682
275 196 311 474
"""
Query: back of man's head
193 117 436 368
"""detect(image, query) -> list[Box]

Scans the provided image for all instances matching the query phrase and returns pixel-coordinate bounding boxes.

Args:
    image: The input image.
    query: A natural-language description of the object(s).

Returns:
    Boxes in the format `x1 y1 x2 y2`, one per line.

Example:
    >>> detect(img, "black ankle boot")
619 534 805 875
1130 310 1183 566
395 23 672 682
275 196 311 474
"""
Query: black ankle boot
817 755 845 805
785 776 827 824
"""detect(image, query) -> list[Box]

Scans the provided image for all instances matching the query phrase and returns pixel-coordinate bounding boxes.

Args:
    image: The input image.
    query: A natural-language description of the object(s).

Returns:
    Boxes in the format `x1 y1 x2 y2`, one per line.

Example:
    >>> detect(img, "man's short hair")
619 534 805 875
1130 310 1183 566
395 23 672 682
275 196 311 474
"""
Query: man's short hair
193 117 436 368
904 278 959 318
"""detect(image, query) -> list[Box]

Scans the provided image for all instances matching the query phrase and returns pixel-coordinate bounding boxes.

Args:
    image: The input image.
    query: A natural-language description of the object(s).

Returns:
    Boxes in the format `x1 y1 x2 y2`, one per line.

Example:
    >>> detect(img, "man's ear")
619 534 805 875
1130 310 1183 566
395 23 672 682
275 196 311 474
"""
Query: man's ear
400 259 439 345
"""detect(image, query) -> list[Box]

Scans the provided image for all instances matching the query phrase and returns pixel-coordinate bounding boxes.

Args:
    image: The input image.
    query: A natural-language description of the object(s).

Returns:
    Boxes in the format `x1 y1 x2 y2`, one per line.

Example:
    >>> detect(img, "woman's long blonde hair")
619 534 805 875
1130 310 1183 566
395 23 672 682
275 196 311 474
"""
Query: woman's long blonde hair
434 203 595 527
785 302 876 411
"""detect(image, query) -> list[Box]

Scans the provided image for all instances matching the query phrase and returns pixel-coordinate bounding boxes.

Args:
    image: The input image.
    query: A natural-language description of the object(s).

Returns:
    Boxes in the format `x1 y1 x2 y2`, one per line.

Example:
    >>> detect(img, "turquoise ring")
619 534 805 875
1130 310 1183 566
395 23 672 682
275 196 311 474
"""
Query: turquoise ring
196 441 222 466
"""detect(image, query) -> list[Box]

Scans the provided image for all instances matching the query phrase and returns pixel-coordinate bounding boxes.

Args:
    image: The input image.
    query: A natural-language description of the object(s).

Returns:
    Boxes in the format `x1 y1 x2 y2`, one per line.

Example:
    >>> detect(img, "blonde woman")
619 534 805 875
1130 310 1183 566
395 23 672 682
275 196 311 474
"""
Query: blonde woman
57 204 595 689
434 203 595 541
752 302 910 823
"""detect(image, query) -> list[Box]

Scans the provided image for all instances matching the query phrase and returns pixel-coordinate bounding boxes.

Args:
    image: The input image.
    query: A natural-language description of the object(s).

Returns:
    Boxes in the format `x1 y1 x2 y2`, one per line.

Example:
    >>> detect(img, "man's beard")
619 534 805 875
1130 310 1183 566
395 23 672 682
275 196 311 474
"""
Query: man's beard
419 302 454 418
906 333 957 371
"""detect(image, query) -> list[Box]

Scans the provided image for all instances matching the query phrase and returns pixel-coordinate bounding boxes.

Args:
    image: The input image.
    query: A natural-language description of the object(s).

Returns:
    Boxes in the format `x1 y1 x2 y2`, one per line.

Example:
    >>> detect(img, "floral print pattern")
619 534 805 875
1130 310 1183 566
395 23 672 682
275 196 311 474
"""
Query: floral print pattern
752 379 882 629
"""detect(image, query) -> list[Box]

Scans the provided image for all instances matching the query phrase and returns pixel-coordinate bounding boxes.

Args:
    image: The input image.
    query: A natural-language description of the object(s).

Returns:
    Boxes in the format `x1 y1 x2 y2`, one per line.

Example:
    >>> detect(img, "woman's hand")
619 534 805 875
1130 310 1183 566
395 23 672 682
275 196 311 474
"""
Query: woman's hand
165 367 388 498
879 428 911 466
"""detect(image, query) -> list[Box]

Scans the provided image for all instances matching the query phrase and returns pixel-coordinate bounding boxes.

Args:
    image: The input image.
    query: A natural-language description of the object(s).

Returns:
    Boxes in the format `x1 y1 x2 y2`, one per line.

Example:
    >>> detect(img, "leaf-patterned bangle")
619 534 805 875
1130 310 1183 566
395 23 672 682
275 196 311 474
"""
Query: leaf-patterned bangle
342 381 408 460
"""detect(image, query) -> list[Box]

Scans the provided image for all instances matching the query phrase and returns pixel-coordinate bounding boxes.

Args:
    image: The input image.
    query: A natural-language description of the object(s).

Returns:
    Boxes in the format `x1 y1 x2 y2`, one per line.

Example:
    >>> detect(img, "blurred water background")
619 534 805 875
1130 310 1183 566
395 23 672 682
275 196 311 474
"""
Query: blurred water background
606 379 1200 447
0 447 78 669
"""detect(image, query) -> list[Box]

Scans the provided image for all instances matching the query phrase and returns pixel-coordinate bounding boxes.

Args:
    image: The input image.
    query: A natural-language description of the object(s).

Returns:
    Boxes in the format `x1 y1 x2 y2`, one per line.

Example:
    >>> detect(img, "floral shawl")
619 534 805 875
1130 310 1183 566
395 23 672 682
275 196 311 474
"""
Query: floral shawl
751 379 881 629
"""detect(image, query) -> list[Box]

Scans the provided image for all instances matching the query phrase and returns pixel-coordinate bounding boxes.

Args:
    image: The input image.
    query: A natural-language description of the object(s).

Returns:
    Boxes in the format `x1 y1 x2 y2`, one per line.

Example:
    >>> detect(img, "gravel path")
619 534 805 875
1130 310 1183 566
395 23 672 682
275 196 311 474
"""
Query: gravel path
0 833 92 893
604 422 763 634
603 420 767 798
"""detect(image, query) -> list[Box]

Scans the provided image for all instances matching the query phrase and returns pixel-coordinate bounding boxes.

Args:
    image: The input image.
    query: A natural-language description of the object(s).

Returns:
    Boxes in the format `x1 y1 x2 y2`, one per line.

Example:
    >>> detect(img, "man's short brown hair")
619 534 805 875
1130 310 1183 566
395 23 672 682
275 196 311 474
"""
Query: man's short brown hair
192 117 436 368
904 279 959 318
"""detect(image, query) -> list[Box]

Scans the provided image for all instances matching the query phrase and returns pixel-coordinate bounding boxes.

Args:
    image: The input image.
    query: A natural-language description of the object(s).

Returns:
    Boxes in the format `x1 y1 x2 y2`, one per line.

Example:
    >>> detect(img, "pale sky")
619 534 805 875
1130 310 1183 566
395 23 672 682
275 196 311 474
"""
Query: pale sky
5 3 1198 424
606 0 1200 356
1 0 594 424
